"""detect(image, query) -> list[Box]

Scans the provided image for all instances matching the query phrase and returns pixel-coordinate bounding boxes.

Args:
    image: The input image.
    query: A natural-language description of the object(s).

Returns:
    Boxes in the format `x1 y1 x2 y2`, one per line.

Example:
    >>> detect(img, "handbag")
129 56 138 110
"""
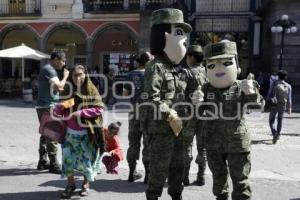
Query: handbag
39 112 66 144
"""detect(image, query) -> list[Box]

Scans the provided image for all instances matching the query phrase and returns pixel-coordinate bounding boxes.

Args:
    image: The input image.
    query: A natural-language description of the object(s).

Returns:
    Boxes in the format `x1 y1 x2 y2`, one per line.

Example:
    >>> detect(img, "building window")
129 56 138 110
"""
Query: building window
195 18 249 32
196 0 250 12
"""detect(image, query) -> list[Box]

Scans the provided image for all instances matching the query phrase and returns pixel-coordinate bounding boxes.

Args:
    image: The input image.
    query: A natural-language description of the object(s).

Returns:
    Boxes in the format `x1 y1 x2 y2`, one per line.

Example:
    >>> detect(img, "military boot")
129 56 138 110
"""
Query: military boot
128 164 142 182
170 194 182 200
192 165 205 186
147 197 158 200
37 150 49 170
144 165 149 184
49 156 61 174
37 160 49 170
216 194 228 200
183 165 190 186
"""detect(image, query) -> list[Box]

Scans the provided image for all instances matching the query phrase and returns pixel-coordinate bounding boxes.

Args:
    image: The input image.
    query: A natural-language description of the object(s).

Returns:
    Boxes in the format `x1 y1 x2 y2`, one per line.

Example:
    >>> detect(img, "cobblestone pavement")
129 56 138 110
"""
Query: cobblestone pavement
0 100 299 200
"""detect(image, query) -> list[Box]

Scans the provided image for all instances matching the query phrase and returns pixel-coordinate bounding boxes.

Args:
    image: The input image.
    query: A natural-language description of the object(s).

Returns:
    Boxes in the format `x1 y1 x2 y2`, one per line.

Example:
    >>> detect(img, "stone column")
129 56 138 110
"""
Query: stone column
86 37 94 70
138 12 151 53
38 36 47 66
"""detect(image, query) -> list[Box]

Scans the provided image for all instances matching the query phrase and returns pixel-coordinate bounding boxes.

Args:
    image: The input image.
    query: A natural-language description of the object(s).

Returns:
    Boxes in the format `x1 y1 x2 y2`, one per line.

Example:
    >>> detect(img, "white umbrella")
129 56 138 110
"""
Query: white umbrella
0 43 50 81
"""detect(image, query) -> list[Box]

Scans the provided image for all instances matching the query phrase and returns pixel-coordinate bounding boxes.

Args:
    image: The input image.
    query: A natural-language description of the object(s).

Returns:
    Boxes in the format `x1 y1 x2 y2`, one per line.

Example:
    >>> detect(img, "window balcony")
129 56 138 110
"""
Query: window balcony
83 0 179 13
0 0 41 17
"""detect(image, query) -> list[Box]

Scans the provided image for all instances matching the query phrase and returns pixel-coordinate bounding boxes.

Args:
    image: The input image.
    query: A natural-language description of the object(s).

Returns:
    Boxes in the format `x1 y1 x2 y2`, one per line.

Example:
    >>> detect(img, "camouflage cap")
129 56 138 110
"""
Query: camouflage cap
187 45 203 54
204 41 237 60
151 8 192 33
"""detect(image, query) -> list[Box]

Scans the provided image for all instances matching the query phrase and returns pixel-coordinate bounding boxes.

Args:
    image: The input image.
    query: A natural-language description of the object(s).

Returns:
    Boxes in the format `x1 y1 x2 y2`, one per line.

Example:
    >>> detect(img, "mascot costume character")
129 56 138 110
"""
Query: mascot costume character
143 8 192 200
192 40 262 200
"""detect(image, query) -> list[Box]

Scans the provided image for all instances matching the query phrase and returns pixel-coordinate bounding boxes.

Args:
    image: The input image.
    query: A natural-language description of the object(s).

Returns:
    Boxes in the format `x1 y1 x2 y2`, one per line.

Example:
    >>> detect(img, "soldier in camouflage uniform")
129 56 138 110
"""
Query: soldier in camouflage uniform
182 45 207 186
124 52 151 183
144 8 192 200
192 41 262 200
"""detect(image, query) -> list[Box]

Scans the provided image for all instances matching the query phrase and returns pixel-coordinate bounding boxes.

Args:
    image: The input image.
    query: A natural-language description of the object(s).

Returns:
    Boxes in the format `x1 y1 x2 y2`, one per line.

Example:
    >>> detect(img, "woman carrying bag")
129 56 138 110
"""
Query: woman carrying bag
54 65 104 198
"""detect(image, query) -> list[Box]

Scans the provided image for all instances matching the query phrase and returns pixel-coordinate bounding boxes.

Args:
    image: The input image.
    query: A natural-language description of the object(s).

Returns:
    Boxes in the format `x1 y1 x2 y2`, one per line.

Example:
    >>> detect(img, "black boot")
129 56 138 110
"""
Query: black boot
193 176 205 186
183 165 190 186
192 165 205 186
37 150 49 170
128 164 142 182
216 194 228 200
170 194 182 200
147 197 158 200
37 160 49 170
49 156 61 174
144 165 149 184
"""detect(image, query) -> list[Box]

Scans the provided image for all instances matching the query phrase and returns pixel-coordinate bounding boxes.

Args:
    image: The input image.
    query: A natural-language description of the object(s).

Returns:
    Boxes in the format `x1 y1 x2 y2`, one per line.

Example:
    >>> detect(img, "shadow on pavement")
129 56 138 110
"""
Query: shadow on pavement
251 139 273 145
0 99 35 108
281 133 300 137
93 179 146 193
40 179 146 193
290 199 300 200
0 191 59 200
0 168 47 177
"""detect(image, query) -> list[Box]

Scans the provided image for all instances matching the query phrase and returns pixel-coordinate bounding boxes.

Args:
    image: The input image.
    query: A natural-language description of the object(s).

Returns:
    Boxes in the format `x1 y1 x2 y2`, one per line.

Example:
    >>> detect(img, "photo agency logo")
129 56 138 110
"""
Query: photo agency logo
50 73 265 125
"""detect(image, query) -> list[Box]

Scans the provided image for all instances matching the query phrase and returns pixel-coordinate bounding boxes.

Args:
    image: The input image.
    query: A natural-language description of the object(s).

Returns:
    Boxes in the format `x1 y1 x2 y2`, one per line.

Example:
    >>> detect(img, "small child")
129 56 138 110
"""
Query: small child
102 121 124 174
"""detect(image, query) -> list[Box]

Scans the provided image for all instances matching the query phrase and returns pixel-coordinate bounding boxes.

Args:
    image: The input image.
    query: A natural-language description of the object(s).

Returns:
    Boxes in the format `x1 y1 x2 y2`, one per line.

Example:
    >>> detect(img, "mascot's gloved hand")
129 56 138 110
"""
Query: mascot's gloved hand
191 86 204 105
167 109 183 137
241 73 256 95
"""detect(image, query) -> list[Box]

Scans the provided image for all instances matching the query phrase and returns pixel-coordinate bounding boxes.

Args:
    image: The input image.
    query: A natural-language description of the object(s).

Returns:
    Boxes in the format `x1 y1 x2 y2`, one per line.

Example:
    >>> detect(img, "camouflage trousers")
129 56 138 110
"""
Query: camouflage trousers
206 150 251 200
182 119 206 177
126 112 149 168
146 125 185 199
36 107 58 164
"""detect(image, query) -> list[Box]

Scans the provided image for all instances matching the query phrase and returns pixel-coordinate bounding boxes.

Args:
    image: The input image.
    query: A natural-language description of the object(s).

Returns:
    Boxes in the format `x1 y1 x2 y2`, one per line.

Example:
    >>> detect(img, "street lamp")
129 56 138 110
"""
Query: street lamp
271 14 298 70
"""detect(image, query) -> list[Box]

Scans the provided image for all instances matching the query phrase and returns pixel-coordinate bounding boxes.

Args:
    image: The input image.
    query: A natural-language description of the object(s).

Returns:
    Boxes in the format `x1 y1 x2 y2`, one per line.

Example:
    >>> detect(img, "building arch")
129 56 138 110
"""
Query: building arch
91 21 139 49
42 22 88 42
91 22 139 74
42 22 88 67
0 23 39 49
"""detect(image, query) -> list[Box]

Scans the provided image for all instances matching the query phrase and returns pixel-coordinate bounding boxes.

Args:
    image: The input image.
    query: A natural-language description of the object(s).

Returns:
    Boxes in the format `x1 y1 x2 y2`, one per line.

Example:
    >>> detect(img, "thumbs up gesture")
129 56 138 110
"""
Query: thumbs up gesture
241 73 256 95
191 85 204 105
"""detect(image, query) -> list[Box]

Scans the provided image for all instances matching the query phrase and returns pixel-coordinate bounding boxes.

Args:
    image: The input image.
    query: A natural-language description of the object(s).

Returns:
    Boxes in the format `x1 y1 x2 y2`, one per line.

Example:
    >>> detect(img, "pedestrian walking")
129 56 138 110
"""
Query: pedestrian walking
268 70 292 144
54 64 104 198
182 45 207 186
124 52 151 183
102 122 124 174
192 41 262 200
144 8 192 200
36 51 69 174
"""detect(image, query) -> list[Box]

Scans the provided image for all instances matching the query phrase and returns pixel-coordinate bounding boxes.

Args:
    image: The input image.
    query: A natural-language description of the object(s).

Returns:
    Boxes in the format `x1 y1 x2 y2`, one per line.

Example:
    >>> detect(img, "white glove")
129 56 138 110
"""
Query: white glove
167 110 183 137
191 86 204 105
241 73 255 95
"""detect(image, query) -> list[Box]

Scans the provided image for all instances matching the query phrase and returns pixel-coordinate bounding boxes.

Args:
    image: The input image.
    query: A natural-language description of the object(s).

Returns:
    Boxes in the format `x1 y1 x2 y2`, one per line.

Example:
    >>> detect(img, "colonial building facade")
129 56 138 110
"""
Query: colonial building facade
0 0 299 101
0 0 187 79
188 0 299 95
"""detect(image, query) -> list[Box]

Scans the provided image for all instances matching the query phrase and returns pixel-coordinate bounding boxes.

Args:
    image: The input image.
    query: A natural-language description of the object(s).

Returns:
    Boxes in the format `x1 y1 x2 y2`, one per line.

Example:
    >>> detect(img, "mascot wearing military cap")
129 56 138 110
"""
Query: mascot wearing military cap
192 40 262 200
144 8 191 200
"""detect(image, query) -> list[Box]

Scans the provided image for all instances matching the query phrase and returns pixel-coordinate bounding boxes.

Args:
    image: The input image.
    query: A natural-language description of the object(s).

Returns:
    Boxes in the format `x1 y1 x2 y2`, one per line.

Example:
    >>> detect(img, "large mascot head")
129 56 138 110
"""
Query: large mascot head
204 41 239 89
150 8 192 64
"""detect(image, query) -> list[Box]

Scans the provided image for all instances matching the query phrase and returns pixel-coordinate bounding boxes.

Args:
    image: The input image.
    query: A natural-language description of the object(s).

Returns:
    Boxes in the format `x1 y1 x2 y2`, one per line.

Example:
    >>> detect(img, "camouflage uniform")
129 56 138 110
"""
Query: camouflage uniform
145 8 192 200
144 54 191 199
182 60 207 185
201 42 262 200
125 68 149 182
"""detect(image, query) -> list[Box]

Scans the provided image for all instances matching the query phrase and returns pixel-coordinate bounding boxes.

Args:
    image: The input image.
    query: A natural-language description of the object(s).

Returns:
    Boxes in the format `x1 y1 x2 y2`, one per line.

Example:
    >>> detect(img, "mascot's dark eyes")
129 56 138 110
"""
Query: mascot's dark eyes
207 64 215 69
223 61 233 67
174 28 184 36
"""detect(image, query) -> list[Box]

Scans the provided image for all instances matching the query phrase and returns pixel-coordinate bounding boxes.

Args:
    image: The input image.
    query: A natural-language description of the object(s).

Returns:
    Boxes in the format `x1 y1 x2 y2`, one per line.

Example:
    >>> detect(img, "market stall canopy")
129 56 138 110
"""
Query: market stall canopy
0 43 50 81
0 43 50 60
